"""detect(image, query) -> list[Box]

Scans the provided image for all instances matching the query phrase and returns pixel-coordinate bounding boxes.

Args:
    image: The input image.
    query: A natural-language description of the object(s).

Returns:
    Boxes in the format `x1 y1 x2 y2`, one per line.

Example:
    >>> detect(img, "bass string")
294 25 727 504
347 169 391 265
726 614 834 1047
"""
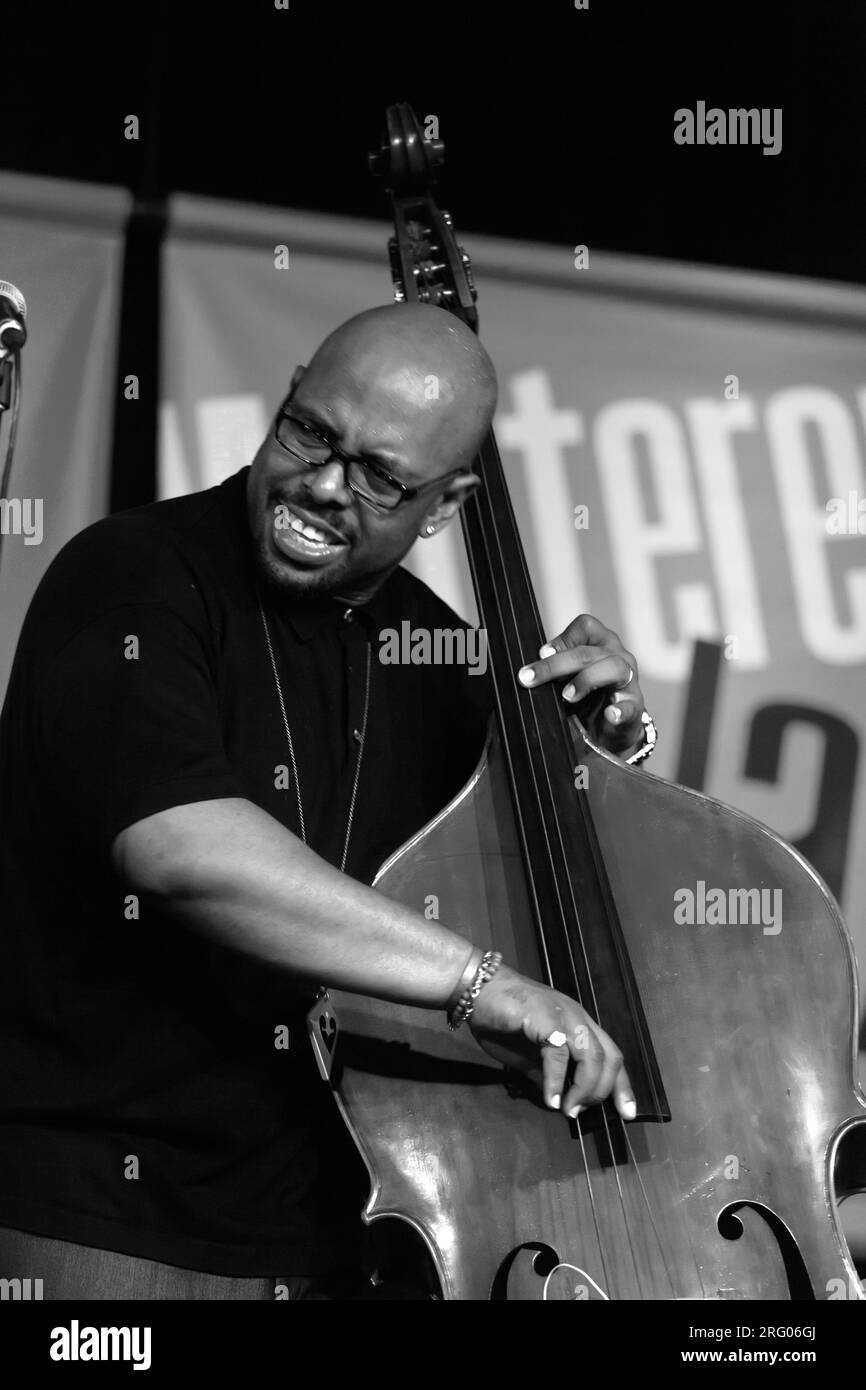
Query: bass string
466 490 627 1302
481 627 617 1296
499 554 707 1298
503 518 705 1300
472 459 702 1301
554 719 708 1297
481 535 646 1301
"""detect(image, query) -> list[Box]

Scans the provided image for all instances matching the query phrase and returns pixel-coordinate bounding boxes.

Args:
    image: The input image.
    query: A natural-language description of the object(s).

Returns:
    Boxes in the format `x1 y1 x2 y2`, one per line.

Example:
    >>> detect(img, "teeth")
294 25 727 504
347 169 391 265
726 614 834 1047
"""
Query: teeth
283 508 333 545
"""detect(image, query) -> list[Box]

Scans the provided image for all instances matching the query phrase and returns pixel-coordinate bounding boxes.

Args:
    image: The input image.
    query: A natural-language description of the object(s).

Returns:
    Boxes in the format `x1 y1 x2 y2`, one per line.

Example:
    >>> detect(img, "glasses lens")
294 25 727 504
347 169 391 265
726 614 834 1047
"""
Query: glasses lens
347 460 403 509
277 415 332 462
278 412 404 509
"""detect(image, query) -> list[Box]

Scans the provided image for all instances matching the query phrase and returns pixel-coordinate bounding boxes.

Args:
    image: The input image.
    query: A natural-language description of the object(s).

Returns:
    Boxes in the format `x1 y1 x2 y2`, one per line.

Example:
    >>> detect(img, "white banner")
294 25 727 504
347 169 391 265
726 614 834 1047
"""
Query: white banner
0 171 130 699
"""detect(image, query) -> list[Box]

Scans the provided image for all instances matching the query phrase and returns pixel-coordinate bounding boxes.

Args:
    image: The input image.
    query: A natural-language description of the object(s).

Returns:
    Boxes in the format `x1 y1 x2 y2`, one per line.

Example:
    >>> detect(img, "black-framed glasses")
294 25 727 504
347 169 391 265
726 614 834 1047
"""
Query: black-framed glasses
273 402 465 512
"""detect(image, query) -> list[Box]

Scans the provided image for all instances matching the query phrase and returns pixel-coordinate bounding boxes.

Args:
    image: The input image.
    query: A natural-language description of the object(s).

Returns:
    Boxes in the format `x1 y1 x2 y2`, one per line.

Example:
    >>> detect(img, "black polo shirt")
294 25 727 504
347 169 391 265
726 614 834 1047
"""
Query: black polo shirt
0 465 491 1276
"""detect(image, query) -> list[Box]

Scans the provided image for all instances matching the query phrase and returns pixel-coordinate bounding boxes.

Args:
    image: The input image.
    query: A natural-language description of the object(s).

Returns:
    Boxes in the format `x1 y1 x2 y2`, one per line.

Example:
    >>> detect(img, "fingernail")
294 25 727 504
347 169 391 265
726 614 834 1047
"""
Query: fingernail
562 683 576 701
538 644 556 659
605 705 623 724
518 666 536 686
621 1098 637 1120
550 1093 561 1110
567 1104 584 1119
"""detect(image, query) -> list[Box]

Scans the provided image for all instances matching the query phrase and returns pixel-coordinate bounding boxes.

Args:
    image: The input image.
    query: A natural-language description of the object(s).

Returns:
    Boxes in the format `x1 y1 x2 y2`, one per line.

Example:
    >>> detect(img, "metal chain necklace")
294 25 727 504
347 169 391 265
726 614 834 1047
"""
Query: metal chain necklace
256 584 372 873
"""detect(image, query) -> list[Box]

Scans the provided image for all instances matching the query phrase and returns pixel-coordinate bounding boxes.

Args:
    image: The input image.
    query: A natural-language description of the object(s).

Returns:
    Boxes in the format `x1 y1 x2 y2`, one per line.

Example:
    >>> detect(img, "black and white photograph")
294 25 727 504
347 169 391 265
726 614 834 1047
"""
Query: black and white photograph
0 0 865 1359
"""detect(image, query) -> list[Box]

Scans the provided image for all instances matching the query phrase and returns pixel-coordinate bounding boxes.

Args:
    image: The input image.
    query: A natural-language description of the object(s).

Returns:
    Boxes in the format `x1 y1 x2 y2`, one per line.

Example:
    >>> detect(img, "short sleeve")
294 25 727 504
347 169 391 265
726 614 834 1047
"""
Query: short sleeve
34 601 243 865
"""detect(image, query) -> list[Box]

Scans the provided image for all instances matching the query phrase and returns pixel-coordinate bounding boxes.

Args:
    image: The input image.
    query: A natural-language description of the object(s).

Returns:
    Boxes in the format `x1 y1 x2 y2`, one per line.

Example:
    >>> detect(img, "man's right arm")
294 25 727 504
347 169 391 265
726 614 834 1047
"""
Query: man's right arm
112 796 635 1120
112 795 479 1006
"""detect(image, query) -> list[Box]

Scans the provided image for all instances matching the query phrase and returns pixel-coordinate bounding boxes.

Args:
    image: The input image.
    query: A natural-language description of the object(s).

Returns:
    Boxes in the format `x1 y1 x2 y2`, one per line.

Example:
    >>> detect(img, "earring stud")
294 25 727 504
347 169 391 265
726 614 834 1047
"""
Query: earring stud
425 525 435 536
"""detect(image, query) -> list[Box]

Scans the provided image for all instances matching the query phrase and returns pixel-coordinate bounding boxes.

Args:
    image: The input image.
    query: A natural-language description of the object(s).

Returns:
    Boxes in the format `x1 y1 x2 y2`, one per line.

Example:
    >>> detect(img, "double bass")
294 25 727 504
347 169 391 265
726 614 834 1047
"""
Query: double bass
308 104 866 1300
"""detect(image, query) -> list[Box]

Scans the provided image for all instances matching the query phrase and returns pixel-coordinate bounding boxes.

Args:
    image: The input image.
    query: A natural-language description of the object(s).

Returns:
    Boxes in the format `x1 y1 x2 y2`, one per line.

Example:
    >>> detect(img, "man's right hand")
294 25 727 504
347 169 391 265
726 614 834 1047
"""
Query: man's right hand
468 965 636 1122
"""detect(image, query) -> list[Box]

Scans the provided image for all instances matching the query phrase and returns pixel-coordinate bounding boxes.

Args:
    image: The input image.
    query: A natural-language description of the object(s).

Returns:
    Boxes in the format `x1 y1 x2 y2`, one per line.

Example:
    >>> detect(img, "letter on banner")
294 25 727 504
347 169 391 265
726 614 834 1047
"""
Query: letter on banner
593 399 717 681
498 369 588 623
765 387 866 663
685 397 767 669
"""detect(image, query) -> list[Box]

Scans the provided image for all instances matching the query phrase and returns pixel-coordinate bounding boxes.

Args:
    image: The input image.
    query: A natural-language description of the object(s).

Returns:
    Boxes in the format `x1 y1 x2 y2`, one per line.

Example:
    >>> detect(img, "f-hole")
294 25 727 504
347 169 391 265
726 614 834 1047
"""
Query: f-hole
718 1201 815 1300
490 1241 560 1300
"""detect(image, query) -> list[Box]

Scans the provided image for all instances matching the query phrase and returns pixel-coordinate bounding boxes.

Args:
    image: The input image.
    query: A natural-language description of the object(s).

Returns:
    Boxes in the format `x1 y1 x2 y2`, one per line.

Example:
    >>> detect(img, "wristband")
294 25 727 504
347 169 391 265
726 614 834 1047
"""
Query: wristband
445 946 484 1013
448 949 503 1031
625 709 658 766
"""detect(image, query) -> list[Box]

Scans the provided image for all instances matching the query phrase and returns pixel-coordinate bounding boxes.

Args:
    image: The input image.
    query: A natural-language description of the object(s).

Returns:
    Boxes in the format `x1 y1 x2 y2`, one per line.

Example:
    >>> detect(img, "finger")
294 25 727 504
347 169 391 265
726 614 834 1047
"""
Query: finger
579 1023 624 1106
517 644 597 689
529 615 626 669
561 653 635 704
603 698 639 727
611 665 636 693
561 1023 605 1118
613 1063 637 1121
554 613 620 652
567 1022 636 1121
540 1031 572 1111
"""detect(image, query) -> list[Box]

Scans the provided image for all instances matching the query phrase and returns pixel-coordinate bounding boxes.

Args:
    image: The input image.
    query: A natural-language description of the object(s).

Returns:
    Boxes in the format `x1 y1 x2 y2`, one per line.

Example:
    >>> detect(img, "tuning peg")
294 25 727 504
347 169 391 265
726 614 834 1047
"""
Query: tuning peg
459 246 477 298
386 238 406 302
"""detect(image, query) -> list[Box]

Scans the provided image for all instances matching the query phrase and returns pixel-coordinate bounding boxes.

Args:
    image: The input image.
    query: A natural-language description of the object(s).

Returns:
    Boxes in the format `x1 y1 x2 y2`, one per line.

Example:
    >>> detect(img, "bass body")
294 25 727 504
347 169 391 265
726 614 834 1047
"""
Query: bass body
314 720 866 1301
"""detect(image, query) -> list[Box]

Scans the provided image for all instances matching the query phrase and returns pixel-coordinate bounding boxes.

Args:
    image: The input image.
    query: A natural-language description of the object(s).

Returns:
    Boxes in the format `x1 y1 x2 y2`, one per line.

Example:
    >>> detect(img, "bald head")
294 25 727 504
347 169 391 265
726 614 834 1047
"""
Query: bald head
247 302 497 605
302 303 498 472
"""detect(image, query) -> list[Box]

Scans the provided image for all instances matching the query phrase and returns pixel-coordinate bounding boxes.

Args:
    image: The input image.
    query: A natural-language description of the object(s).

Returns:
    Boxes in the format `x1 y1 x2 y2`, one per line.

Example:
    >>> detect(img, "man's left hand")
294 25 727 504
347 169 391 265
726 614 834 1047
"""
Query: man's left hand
517 613 645 761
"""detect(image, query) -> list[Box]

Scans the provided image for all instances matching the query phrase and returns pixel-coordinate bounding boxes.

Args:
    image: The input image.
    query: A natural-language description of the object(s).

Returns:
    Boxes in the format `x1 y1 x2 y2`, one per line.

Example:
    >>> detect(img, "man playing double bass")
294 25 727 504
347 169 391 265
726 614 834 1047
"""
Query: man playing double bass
0 303 654 1299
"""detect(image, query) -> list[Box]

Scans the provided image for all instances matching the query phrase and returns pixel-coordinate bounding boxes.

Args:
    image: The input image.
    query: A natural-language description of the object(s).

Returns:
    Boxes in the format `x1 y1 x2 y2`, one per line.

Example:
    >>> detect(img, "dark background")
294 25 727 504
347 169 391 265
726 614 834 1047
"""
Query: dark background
3 0 865 284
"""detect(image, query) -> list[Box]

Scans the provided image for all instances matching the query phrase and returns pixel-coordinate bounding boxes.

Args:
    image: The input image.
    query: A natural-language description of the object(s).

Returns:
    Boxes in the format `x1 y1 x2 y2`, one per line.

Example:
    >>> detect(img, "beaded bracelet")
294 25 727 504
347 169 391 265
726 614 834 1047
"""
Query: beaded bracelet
445 946 484 1013
448 949 504 1031
625 710 658 766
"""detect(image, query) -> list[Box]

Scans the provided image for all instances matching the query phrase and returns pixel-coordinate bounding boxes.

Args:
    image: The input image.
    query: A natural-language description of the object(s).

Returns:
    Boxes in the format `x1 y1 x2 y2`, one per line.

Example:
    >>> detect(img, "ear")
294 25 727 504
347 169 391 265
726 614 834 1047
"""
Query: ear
418 472 480 537
288 364 306 395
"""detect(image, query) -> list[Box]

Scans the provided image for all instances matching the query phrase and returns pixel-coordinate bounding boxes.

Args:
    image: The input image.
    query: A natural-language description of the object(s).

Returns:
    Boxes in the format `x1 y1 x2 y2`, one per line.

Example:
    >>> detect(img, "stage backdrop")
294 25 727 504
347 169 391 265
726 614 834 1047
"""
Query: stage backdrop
160 196 866 1023
0 171 130 698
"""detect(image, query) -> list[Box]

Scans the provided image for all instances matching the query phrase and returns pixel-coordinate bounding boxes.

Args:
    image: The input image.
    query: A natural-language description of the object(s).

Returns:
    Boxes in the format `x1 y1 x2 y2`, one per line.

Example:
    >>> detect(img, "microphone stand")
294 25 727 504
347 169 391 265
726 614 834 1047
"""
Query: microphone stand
0 349 23 574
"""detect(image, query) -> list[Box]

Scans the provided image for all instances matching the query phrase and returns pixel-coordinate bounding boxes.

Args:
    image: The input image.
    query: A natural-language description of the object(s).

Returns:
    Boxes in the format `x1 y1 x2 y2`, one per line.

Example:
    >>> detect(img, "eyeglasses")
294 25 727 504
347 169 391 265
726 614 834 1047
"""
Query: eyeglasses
273 402 464 513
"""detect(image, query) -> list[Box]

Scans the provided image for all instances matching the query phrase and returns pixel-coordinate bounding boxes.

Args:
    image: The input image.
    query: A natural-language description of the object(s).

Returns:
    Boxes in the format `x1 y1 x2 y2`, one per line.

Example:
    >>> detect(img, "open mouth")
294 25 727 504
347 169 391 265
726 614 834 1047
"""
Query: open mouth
271 503 350 567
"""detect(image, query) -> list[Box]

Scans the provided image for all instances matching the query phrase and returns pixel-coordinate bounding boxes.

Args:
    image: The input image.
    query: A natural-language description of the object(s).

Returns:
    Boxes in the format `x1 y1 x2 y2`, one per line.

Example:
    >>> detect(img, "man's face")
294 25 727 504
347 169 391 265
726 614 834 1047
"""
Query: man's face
246 351 471 604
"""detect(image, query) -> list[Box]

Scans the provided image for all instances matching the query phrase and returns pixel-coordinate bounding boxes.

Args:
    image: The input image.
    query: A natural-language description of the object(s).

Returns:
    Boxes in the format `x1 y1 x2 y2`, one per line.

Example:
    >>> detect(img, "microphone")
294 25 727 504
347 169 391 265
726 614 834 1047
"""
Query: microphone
0 280 27 352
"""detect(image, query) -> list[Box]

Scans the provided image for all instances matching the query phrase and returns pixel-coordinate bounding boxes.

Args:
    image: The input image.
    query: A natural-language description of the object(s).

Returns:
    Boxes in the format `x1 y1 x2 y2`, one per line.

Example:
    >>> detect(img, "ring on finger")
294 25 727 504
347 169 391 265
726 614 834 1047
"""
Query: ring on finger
545 1029 568 1048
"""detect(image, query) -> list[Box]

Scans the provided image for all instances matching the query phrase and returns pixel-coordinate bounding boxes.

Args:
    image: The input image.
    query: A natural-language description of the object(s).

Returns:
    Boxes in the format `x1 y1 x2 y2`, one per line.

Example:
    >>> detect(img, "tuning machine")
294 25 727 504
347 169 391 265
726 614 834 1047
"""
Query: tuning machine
387 238 406 302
